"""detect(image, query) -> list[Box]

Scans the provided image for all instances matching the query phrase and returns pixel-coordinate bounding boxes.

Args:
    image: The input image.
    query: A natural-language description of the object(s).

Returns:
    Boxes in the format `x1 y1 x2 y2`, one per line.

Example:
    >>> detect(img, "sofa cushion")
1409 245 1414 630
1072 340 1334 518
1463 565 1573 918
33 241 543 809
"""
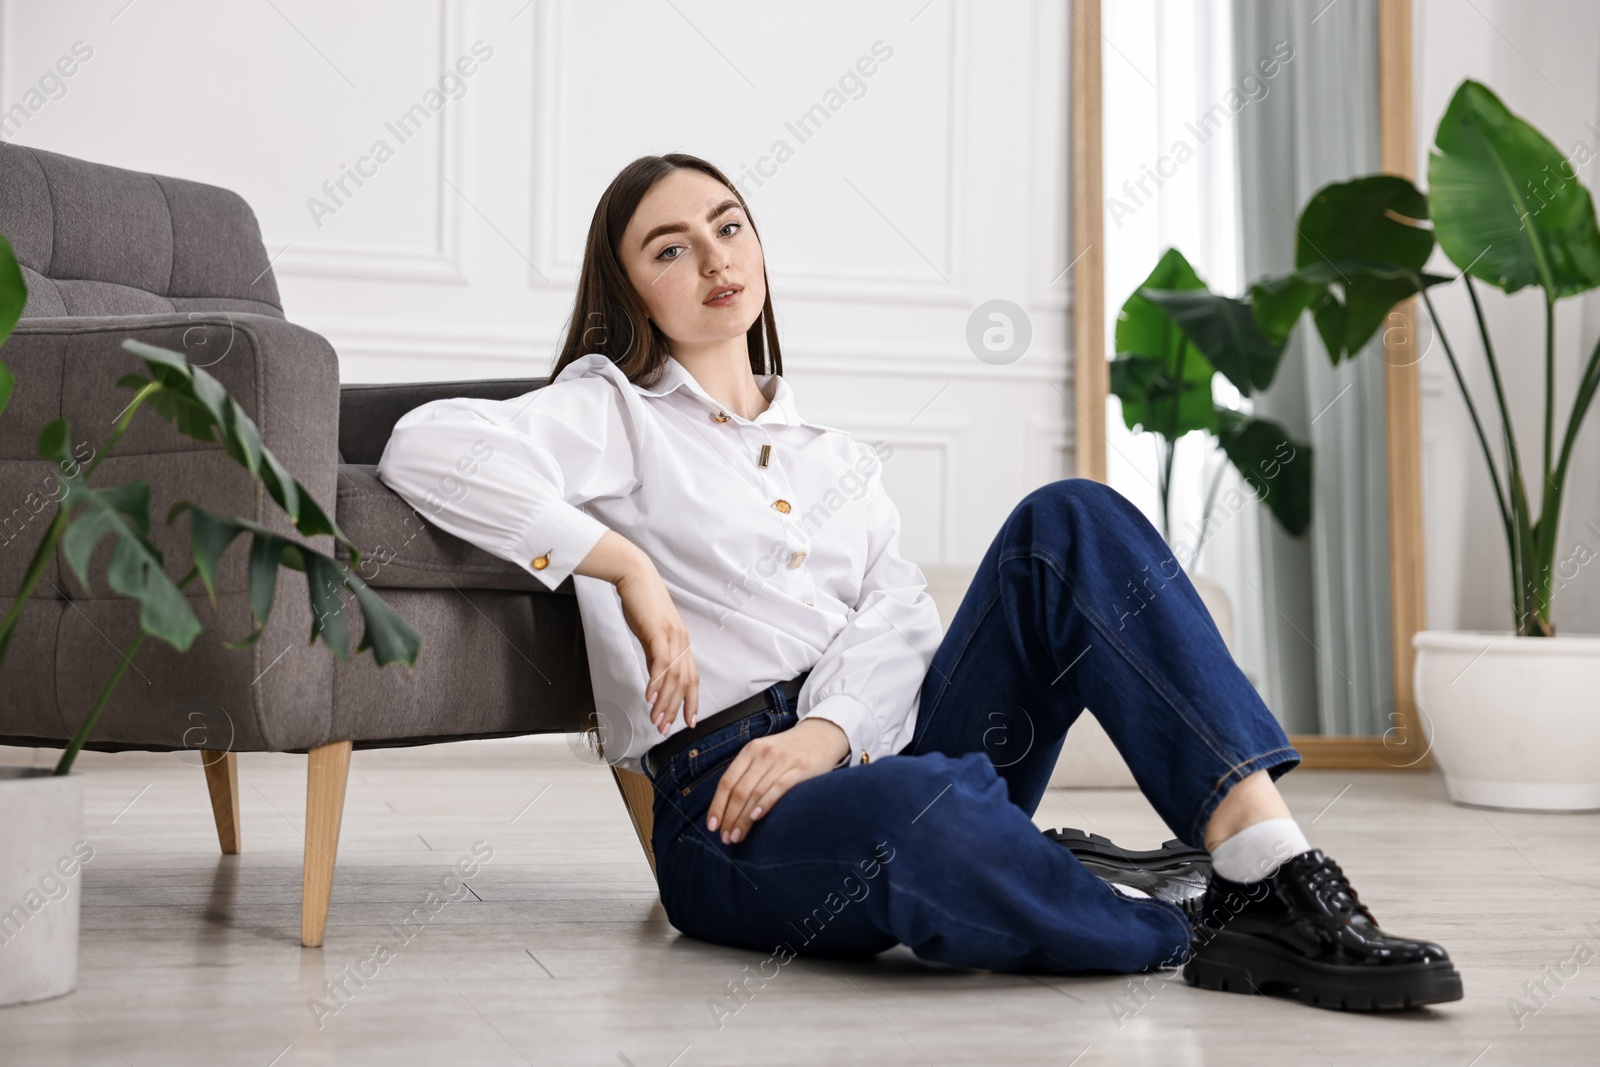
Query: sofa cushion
334 464 571 594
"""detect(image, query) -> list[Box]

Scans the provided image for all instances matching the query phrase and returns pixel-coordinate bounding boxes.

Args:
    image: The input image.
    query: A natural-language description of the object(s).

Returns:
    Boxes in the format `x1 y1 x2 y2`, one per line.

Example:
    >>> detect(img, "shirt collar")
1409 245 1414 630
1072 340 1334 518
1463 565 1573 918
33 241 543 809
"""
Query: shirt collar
636 353 800 427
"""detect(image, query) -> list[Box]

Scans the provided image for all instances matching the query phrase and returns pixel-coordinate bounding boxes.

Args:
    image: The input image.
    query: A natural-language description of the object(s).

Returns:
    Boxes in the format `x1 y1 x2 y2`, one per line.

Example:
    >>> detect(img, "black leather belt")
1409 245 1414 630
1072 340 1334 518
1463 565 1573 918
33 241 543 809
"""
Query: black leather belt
642 672 810 779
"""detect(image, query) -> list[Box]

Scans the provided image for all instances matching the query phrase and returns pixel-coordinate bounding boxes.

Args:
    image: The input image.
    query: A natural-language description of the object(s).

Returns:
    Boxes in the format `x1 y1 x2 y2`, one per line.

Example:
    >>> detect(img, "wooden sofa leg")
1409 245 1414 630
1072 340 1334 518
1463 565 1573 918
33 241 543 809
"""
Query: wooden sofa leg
610 765 657 881
201 750 241 855
301 740 353 948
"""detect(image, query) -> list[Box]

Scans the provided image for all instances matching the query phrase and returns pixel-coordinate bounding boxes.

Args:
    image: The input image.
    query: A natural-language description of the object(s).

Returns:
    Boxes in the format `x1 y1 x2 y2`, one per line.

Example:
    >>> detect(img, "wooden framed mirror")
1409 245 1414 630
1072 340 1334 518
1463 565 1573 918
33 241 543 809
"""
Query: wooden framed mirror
1069 0 1428 770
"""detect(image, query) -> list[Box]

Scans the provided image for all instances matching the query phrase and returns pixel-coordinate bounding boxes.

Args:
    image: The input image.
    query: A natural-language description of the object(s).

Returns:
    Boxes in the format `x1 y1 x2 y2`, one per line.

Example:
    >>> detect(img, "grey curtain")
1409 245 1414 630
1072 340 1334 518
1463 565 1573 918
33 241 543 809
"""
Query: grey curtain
1233 0 1394 736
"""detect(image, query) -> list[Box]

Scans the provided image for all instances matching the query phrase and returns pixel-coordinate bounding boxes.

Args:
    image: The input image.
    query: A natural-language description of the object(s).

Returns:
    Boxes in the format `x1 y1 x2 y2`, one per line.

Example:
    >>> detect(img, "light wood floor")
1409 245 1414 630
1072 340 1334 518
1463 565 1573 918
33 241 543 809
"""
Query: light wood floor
1 738 1596 1066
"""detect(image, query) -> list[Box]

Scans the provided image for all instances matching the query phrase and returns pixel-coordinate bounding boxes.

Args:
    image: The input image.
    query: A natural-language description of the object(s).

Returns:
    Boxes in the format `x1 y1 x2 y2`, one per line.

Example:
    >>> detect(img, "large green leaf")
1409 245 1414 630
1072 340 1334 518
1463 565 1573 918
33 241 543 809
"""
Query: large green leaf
1112 248 1218 437
39 419 203 651
1109 353 1215 437
170 501 421 666
120 339 351 555
1140 288 1287 395
0 232 27 419
1297 175 1434 270
1250 176 1447 361
1213 409 1313 537
1428 79 1600 298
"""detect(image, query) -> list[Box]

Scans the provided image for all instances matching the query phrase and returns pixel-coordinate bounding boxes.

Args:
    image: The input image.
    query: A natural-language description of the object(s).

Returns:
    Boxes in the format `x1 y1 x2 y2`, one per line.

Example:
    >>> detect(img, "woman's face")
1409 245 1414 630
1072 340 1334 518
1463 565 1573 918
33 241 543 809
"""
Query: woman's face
619 168 766 352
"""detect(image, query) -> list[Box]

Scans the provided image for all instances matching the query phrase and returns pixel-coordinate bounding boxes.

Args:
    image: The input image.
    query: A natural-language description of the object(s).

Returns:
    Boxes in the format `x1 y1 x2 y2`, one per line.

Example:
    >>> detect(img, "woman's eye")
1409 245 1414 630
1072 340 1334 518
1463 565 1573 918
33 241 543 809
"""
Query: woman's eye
654 223 740 261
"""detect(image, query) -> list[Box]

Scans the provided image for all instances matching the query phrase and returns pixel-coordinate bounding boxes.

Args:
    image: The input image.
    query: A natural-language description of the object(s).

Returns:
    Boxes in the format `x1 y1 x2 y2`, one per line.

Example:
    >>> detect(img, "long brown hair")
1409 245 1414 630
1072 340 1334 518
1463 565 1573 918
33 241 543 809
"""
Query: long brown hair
549 153 783 386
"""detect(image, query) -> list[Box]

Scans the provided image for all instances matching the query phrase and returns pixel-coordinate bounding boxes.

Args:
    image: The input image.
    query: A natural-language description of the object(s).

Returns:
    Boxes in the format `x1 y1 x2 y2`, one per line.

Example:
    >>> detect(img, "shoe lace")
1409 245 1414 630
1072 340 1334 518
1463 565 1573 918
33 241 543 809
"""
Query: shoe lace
1304 854 1376 925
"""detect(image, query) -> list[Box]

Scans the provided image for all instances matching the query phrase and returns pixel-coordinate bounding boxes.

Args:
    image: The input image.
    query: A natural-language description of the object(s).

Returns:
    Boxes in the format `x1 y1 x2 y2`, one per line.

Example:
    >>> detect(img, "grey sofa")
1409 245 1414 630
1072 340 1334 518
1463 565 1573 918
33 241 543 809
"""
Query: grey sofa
0 145 655 946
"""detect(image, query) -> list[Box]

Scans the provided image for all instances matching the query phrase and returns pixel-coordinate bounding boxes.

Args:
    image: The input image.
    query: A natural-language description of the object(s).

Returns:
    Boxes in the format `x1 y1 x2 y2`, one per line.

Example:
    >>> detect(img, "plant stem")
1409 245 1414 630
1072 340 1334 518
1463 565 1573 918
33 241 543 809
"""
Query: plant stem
1552 331 1600 494
1464 277 1526 506
1543 294 1555 493
53 630 147 776
1162 339 1189 545
1159 434 1175 542
1528 295 1559 635
1420 289 1514 543
1462 276 1542 634
0 505 68 665
82 381 159 481
1190 449 1228 568
51 566 200 776
1420 287 1526 629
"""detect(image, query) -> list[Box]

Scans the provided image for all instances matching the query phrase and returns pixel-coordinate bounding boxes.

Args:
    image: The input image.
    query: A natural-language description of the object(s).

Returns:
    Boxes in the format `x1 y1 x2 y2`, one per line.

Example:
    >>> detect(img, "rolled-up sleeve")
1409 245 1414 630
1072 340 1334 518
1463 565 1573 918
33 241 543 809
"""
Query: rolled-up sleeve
797 444 944 767
375 376 639 592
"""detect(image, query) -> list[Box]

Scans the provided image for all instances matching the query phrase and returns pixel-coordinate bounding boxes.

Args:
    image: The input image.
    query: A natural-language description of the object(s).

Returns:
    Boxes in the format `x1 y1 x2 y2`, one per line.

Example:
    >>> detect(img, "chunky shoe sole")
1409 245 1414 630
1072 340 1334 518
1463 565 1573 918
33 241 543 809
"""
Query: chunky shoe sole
1043 828 1211 869
1183 929 1465 1011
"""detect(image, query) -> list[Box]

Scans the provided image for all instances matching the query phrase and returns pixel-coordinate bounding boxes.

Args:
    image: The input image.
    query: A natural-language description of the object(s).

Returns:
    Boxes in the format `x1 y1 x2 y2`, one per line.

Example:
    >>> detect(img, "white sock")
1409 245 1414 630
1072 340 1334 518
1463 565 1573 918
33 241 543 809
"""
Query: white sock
1210 817 1311 883
1108 882 1152 900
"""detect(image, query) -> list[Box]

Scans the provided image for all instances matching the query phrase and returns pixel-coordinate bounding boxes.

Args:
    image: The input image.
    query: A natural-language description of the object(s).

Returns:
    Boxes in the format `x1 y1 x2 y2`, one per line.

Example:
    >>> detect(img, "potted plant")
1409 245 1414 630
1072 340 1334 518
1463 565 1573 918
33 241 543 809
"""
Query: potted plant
1130 79 1600 811
1111 246 1315 652
0 232 423 1005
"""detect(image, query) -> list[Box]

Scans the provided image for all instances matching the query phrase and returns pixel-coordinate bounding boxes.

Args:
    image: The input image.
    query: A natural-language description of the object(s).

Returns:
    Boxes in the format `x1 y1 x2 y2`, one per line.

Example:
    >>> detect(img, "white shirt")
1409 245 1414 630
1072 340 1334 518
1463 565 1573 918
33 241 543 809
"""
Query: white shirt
375 351 944 774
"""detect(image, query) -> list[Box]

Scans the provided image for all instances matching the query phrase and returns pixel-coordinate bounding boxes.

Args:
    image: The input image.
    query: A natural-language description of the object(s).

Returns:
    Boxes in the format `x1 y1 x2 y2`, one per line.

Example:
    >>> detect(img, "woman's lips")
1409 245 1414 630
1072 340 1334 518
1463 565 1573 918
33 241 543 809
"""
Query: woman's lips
704 287 743 307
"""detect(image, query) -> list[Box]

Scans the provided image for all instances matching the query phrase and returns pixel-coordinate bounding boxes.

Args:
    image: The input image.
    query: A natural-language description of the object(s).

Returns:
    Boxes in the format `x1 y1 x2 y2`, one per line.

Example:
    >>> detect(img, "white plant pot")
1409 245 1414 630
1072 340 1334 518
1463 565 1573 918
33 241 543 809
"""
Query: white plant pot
1413 630 1600 812
0 767 88 1006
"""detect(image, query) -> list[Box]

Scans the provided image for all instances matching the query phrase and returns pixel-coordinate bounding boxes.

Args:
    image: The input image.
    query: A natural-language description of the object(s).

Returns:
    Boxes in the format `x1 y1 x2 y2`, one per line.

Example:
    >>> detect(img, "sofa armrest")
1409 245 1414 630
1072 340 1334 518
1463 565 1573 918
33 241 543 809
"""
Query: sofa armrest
0 312 340 598
338 377 551 465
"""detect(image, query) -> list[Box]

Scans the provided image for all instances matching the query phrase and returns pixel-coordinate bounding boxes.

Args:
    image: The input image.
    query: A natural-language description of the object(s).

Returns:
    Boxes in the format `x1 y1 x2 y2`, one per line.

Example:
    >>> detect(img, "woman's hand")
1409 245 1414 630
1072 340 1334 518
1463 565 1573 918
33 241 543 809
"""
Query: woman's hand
611 553 699 734
707 717 850 843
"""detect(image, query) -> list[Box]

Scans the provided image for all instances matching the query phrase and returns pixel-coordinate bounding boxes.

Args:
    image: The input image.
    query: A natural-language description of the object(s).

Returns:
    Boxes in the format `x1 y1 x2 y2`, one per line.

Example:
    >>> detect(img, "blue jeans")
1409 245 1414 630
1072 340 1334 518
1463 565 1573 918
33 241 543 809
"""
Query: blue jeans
644 478 1300 974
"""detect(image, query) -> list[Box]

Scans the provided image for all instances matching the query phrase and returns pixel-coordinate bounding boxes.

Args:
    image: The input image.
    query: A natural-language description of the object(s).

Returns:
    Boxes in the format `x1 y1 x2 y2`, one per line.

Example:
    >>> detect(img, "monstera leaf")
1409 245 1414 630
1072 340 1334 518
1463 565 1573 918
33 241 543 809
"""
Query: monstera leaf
1428 79 1600 299
119 339 344 542
39 421 201 651
172 502 420 664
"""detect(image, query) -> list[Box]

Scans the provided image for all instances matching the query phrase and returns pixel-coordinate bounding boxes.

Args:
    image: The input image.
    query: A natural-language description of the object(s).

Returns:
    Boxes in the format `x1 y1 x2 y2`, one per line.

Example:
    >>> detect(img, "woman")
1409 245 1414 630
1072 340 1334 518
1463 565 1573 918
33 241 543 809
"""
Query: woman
376 154 1461 1011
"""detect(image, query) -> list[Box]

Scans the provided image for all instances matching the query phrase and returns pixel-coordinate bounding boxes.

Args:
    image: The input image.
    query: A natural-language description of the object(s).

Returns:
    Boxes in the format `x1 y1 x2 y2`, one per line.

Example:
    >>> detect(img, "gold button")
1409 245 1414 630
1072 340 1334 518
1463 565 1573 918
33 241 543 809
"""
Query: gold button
787 550 807 569
712 410 731 423
860 752 870 764
773 499 791 513
531 552 551 570
688 747 698 758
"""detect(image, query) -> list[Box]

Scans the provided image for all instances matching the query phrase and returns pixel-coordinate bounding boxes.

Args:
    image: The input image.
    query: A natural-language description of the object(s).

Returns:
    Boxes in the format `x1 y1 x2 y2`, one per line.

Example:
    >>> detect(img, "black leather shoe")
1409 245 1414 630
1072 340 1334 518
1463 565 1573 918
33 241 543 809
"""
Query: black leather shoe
1044 828 1212 911
1183 848 1463 1011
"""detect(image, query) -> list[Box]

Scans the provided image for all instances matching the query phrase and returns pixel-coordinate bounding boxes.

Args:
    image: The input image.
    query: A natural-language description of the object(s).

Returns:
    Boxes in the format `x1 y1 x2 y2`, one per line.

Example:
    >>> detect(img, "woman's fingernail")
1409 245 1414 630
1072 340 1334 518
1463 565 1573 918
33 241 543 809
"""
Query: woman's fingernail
707 815 719 831
751 806 763 819
731 828 743 842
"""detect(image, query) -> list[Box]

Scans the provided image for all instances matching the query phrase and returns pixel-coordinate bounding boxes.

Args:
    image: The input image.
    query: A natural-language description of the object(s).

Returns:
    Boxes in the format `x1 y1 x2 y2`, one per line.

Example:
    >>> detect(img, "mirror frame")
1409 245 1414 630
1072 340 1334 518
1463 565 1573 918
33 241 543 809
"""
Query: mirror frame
1069 0 1430 771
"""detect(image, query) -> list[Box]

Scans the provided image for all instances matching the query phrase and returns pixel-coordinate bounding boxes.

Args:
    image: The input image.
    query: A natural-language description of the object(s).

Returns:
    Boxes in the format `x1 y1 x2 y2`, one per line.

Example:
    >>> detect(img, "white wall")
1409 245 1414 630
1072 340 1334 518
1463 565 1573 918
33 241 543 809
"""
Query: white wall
0 0 1077 571
1414 0 1600 636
